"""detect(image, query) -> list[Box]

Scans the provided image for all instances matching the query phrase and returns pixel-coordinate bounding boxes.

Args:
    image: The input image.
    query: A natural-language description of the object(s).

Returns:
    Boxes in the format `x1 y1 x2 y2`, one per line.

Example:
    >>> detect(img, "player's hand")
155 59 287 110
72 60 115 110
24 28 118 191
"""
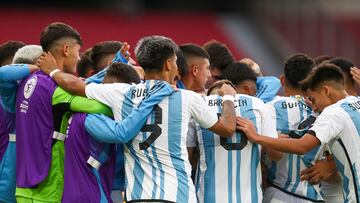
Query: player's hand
218 83 236 96
300 159 337 184
236 117 258 142
350 67 360 86
37 52 58 75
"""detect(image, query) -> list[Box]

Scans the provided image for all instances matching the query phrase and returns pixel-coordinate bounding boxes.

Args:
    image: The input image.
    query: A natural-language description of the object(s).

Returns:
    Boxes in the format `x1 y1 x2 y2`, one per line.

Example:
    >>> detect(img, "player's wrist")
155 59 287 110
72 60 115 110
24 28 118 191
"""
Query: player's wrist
222 95 235 103
49 68 60 78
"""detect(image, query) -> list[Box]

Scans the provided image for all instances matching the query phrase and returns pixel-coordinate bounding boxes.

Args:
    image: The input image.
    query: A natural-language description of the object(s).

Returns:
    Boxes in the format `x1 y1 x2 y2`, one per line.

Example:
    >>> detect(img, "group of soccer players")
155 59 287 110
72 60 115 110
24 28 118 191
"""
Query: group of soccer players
0 21 359 203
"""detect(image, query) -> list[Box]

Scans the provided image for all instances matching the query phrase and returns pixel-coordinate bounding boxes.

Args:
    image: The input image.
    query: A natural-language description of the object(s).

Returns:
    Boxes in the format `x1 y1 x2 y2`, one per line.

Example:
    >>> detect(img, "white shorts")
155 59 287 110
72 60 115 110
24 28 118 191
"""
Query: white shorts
263 186 314 203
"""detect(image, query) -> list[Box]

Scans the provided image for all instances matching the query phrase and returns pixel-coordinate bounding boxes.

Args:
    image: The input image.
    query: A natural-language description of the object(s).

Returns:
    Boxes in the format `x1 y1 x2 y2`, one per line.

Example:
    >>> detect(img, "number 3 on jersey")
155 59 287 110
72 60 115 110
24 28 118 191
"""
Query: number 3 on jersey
139 105 162 150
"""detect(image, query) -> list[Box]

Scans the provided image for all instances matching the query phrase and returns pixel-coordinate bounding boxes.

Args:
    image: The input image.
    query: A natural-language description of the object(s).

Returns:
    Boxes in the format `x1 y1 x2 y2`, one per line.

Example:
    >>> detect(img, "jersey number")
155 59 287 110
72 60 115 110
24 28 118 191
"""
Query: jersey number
217 113 248 150
139 105 162 150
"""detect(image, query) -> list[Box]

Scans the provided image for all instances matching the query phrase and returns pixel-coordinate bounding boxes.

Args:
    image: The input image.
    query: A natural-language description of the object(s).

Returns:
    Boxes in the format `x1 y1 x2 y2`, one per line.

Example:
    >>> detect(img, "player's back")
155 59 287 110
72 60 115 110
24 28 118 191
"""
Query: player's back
85 80 218 202
193 94 274 203
265 96 323 202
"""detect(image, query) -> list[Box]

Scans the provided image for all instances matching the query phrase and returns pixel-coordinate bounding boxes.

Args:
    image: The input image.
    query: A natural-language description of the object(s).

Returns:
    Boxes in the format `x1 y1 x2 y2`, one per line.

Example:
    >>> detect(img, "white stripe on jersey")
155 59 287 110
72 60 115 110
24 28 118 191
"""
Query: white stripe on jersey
191 94 276 203
310 96 360 202
266 96 324 202
86 81 218 202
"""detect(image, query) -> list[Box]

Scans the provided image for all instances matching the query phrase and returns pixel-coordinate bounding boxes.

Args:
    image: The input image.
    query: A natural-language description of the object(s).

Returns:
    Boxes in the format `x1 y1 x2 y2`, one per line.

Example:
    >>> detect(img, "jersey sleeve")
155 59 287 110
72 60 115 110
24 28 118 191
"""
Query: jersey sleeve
309 108 344 144
260 103 278 138
85 83 130 107
186 118 198 148
189 93 218 129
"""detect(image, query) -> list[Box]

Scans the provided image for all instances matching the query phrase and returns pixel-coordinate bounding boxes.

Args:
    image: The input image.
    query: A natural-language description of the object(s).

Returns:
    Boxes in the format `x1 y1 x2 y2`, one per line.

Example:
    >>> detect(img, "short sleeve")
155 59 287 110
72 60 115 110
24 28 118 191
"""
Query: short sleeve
186 118 198 148
261 104 278 138
189 93 218 129
85 83 130 107
309 108 344 144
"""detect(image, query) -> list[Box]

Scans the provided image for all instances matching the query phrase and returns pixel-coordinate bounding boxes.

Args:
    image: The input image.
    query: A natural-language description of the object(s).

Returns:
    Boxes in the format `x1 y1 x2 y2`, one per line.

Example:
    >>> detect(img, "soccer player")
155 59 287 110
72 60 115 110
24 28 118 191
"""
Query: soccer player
0 45 43 203
187 78 280 203
38 35 237 202
263 53 324 202
62 62 175 202
176 43 210 94
238 64 360 203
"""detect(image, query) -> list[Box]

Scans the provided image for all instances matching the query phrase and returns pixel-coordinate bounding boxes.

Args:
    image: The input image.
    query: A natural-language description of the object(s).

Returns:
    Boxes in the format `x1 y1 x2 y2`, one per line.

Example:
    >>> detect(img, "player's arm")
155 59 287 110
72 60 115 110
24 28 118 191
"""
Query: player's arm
0 64 39 112
255 76 281 103
52 87 113 116
237 117 320 154
206 84 237 137
37 52 86 96
85 81 174 143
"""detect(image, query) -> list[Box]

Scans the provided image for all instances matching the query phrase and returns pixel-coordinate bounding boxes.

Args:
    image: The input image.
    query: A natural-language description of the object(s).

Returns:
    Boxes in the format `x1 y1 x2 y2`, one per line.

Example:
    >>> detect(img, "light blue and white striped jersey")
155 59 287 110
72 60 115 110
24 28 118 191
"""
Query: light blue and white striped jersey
187 94 277 203
266 96 324 202
309 96 360 202
85 80 218 203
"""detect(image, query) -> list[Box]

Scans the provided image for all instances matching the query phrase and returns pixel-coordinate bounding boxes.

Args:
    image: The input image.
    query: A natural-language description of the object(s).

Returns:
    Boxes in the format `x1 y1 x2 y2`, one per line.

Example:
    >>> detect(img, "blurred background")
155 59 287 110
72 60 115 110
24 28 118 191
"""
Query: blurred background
1 0 359 75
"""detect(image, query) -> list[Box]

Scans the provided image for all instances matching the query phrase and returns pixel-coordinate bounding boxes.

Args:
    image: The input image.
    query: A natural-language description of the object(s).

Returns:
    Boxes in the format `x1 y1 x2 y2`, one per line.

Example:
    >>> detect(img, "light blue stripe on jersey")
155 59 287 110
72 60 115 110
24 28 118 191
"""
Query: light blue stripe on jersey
168 92 189 203
341 102 360 201
236 131 241 203
290 156 301 193
202 129 215 203
334 157 350 202
239 96 259 202
274 100 290 133
121 87 144 200
92 168 108 203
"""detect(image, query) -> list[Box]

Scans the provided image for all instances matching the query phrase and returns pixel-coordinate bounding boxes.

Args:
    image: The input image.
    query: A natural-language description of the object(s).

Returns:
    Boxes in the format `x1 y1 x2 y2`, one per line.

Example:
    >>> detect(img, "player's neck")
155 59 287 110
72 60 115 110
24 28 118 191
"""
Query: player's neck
145 71 170 83
283 86 302 97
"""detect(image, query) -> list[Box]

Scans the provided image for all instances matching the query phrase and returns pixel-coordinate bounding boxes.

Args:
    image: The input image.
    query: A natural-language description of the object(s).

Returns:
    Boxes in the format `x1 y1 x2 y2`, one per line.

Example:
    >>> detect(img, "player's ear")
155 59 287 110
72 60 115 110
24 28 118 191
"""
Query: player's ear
323 85 330 96
62 43 70 57
280 74 285 86
164 58 172 71
192 65 198 76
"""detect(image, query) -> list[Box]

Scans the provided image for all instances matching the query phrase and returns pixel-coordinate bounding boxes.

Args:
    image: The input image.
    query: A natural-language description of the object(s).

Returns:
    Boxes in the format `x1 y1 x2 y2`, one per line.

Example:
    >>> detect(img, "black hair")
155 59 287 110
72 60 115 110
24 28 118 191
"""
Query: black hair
300 64 344 92
40 22 83 52
90 41 122 71
176 49 188 77
77 48 94 77
284 53 315 89
179 43 210 59
0 40 25 66
135 35 178 72
328 57 355 85
104 62 140 84
221 62 257 86
203 40 234 71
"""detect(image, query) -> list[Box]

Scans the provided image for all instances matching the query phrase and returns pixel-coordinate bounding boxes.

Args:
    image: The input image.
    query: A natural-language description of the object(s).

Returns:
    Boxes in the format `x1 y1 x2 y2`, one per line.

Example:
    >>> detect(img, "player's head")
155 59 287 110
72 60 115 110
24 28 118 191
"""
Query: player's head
282 53 314 90
328 57 356 95
90 41 122 72
0 40 26 66
179 43 211 91
135 35 178 84
76 48 94 78
207 79 235 96
40 22 83 74
103 62 141 84
239 58 262 76
314 54 333 66
12 45 43 64
203 40 234 88
300 64 346 112
221 62 257 96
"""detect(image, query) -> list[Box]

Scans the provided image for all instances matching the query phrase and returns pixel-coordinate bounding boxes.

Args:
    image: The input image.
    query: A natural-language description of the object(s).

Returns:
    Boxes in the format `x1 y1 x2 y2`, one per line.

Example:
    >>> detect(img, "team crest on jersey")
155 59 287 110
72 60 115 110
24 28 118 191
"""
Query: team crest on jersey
23 76 37 99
